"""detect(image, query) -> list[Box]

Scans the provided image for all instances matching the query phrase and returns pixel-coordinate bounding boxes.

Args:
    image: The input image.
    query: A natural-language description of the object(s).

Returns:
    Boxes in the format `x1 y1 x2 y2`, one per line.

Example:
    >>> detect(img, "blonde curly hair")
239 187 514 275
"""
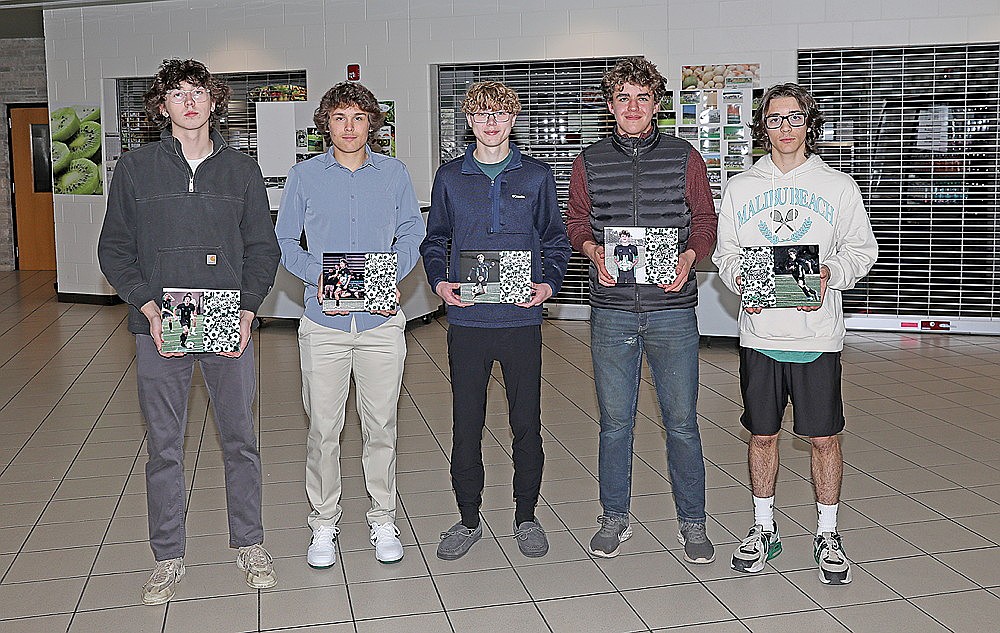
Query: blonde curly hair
461 81 522 115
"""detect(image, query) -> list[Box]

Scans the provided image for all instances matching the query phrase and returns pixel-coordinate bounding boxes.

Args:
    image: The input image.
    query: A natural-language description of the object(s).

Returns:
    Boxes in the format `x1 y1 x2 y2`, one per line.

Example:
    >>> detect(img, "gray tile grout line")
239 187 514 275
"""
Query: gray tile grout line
543 320 997 630
318 318 997 629
1 294 1000 628
406 321 571 631
0 271 55 323
4 309 148 630
283 323 451 632
0 303 105 481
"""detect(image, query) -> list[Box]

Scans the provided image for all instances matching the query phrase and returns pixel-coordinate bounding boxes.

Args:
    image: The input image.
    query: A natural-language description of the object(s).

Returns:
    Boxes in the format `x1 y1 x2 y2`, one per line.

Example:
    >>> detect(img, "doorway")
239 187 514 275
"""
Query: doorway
8 104 56 270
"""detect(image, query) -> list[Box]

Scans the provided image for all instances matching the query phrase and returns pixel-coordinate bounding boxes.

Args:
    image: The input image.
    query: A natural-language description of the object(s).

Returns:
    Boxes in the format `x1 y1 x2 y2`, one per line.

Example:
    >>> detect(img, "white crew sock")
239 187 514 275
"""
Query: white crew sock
817 502 839 535
753 496 775 530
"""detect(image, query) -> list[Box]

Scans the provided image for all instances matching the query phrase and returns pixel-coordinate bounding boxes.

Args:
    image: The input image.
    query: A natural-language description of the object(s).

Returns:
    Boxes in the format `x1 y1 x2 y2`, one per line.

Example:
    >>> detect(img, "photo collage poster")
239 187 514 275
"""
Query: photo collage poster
658 63 763 202
459 250 532 304
740 244 822 309
603 227 680 286
160 288 241 353
322 252 398 312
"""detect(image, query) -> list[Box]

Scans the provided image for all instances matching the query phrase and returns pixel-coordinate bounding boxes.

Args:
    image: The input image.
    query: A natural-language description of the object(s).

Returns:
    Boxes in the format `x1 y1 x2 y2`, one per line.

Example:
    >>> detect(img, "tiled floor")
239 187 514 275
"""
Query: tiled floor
1 269 998 632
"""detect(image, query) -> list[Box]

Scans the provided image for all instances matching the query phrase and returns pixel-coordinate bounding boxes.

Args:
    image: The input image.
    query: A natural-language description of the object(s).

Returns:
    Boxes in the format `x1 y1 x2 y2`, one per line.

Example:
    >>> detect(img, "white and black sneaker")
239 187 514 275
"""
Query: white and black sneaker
370 522 404 564
307 525 339 569
814 531 852 585
731 523 782 574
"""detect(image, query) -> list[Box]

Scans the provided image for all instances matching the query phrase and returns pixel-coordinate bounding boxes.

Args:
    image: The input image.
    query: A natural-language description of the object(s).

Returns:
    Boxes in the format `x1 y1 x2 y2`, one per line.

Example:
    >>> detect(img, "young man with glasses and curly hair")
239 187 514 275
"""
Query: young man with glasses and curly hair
275 81 424 569
98 58 281 604
713 83 877 585
566 57 718 565
421 81 570 561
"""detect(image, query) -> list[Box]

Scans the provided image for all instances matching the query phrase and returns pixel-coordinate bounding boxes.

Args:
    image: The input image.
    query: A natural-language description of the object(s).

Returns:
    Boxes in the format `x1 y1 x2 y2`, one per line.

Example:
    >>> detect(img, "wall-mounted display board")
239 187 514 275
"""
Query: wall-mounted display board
657 88 755 202
799 43 1000 333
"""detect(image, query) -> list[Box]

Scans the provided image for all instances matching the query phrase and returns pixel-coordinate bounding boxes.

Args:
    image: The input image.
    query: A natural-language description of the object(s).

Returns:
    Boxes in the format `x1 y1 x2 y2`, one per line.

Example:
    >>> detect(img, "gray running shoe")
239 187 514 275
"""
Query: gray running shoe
589 515 632 558
677 521 716 564
141 557 184 605
437 521 483 560
513 520 549 558
237 543 277 589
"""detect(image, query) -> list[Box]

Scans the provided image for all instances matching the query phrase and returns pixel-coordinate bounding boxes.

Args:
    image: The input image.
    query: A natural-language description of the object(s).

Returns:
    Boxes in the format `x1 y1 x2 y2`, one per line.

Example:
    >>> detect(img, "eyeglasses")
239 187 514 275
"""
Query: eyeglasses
763 112 806 129
166 88 210 104
470 111 512 124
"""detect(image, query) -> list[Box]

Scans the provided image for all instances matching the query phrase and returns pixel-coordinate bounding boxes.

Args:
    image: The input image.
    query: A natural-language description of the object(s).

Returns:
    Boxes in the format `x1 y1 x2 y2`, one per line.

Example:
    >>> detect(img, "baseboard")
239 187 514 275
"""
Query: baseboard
56 292 122 305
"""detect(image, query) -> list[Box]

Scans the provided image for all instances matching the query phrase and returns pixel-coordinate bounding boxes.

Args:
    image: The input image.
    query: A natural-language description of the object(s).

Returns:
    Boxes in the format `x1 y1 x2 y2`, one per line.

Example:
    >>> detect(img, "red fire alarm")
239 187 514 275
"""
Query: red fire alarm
347 64 361 81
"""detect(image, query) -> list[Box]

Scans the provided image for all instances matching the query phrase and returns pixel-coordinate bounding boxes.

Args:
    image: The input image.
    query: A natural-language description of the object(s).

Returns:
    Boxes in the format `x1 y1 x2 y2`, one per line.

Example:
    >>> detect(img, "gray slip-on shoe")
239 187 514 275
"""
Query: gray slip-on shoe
437 521 483 560
513 519 549 558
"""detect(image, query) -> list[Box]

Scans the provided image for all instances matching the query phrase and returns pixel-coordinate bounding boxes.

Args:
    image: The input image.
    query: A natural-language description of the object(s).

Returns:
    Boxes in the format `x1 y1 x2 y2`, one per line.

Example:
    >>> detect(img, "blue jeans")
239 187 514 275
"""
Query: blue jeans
591 307 706 524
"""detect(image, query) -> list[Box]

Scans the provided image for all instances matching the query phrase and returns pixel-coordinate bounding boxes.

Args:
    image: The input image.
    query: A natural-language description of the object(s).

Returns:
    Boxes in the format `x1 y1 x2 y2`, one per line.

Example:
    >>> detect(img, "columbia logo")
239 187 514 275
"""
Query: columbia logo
511 194 526 199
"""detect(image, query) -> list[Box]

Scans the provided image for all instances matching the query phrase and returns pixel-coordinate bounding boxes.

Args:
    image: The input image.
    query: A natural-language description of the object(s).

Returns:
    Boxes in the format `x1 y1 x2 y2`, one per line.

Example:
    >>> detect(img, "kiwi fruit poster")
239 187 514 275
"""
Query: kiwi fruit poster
50 104 103 196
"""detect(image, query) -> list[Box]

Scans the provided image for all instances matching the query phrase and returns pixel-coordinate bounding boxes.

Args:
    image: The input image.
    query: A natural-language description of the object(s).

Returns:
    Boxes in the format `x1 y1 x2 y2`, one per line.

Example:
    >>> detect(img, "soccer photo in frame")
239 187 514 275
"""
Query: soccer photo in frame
160 288 241 353
740 244 822 309
459 250 531 304
604 227 679 286
322 252 398 312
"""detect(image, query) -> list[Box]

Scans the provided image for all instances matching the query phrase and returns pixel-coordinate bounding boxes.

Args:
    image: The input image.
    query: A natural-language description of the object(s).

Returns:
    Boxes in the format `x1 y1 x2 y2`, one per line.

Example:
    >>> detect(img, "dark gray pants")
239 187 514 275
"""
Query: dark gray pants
136 334 263 560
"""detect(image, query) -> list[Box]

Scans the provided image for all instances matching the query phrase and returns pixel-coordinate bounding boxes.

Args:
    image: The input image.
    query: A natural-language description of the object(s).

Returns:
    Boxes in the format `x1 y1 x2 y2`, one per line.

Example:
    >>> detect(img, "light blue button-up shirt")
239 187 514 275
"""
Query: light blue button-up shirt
274 147 425 332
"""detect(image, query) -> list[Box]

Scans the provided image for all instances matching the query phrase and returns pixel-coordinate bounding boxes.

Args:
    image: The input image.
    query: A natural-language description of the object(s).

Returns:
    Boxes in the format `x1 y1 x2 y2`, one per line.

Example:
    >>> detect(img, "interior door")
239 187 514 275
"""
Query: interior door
10 106 56 270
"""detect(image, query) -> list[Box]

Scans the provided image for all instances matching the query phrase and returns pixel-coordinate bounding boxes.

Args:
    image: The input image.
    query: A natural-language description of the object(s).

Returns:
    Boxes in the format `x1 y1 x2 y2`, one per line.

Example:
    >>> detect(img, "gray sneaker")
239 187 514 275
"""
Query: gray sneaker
513 520 549 558
589 515 633 558
141 557 184 605
437 521 483 560
237 543 277 589
677 521 716 564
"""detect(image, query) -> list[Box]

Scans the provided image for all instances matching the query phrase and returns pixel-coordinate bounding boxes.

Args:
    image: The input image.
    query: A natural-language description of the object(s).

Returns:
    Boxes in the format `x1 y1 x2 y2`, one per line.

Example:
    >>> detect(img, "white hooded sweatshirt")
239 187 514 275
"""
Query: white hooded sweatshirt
713 154 878 352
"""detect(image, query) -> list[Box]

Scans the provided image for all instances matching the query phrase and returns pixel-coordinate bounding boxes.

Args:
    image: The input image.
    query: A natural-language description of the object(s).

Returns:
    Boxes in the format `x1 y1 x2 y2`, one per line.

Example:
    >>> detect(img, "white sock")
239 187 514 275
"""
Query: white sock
817 502 838 535
753 496 774 530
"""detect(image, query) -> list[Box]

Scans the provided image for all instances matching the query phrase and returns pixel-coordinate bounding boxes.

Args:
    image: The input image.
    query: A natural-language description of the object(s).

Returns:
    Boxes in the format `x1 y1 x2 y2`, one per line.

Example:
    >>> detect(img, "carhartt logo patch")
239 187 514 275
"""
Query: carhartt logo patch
206 254 217 265
511 194 526 199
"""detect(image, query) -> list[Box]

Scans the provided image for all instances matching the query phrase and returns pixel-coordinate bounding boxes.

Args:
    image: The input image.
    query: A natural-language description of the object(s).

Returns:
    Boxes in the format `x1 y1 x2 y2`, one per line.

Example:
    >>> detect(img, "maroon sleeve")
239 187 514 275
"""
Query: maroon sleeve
566 153 596 253
684 148 718 263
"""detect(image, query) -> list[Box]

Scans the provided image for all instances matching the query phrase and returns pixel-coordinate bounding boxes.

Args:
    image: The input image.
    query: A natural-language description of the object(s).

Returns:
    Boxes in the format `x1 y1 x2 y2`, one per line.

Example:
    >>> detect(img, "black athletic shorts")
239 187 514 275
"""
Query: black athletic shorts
738 347 845 437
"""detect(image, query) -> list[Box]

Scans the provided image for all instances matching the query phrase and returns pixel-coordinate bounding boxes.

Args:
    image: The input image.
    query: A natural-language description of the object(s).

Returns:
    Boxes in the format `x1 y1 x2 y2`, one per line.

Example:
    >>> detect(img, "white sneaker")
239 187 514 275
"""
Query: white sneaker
370 522 404 563
307 525 338 569
141 557 184 605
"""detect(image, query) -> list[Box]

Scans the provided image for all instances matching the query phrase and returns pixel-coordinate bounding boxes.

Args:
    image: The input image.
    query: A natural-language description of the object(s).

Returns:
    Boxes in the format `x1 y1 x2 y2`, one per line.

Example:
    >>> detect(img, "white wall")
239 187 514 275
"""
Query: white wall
43 0 1000 296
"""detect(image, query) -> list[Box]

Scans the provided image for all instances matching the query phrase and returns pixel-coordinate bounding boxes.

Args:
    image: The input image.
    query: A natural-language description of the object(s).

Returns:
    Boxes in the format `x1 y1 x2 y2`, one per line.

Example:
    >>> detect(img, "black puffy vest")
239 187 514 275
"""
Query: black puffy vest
583 127 699 312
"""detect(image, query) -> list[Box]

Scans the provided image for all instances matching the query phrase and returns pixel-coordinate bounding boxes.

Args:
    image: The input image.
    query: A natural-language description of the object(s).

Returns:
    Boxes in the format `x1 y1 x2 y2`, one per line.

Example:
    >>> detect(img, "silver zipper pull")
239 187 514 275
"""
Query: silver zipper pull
188 176 194 193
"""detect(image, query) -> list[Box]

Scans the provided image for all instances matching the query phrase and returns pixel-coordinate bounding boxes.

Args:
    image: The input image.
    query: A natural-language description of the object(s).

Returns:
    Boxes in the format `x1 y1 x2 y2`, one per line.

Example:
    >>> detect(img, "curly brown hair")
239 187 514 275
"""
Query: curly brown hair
313 82 385 149
601 57 667 104
143 58 231 129
752 83 825 156
461 81 522 115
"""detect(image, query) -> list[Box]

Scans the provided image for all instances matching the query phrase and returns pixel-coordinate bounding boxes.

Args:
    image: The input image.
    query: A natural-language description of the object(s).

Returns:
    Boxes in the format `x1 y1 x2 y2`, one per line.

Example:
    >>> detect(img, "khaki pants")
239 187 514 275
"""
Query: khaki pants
298 314 406 529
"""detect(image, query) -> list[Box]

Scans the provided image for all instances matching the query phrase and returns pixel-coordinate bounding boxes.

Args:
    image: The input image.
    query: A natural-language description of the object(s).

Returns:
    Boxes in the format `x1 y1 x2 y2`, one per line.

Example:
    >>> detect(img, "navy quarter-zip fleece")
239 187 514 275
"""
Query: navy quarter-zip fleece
420 143 571 328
